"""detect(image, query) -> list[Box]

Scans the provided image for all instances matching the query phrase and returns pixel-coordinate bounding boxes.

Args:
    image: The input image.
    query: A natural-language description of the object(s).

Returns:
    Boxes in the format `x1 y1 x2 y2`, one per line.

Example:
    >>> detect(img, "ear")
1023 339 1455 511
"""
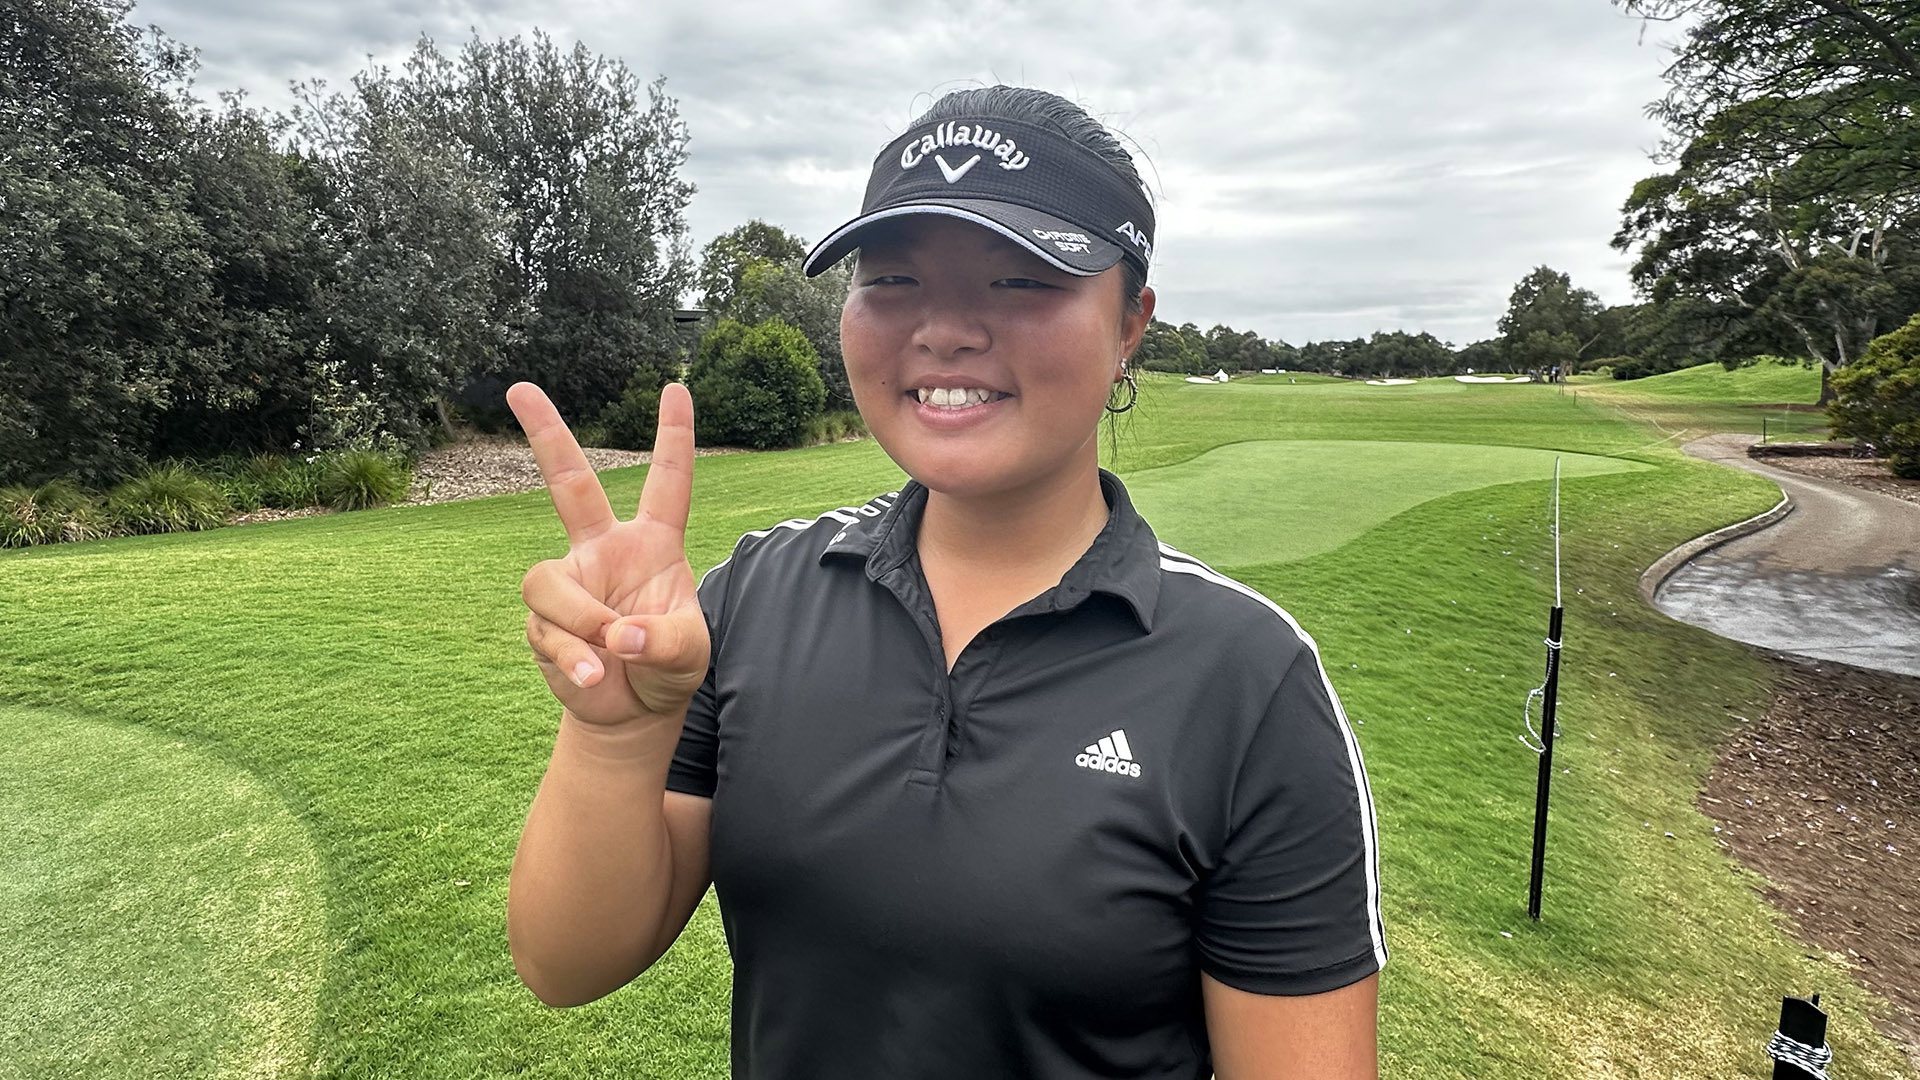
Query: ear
1120 285 1156 368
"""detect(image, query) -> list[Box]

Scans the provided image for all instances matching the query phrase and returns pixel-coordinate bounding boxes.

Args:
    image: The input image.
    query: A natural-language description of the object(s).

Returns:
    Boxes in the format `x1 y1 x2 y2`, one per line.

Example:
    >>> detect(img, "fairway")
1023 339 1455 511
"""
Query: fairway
0 707 327 1078
2 373 1914 1079
1129 440 1647 567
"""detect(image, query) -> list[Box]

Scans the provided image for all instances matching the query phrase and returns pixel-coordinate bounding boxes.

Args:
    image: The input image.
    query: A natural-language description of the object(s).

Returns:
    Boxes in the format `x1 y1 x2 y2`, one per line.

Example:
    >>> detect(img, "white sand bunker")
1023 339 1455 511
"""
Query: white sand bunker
1454 374 1532 383
1364 378 1417 386
1184 376 1219 384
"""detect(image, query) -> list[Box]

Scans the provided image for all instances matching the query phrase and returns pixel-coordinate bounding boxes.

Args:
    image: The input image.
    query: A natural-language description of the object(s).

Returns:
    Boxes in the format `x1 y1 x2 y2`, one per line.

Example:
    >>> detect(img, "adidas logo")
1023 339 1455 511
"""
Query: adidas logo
1075 728 1142 779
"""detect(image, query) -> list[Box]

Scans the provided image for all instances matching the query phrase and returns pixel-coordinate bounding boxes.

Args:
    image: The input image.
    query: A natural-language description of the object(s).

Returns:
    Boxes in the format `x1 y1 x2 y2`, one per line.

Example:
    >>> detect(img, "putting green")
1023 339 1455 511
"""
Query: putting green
0 707 326 1078
1127 439 1649 567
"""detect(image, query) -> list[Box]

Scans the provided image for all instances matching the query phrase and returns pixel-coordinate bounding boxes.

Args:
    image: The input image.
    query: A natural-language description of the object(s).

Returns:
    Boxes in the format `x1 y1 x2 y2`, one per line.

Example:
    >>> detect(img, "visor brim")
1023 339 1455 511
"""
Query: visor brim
801 199 1128 278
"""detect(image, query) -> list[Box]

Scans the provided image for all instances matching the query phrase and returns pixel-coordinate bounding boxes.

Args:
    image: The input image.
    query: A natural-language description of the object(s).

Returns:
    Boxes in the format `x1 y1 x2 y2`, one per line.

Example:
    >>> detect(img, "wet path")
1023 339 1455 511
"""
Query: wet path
1654 434 1920 677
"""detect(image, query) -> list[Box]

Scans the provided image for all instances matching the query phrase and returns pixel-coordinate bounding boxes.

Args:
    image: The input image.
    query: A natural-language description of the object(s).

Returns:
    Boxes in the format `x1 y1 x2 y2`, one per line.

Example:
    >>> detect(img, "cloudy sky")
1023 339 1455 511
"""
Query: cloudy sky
133 0 1684 346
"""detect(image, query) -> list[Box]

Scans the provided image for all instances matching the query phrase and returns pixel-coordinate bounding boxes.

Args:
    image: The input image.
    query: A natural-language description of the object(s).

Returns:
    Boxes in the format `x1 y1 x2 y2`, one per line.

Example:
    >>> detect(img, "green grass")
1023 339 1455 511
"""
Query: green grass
1230 370 1351 385
1598 358 1820 404
2 373 1913 1078
1130 440 1647 566
1 707 327 1076
1571 360 1830 446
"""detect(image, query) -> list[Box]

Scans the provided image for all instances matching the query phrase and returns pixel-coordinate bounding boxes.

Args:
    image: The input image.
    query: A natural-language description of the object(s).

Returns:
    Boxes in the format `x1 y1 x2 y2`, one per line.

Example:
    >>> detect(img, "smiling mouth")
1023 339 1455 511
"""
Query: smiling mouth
905 389 1014 409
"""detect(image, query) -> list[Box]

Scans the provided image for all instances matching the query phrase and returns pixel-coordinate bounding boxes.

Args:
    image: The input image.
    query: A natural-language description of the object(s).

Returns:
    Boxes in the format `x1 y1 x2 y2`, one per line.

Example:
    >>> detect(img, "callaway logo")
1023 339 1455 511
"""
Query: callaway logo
935 154 980 184
900 121 1032 173
1115 220 1152 260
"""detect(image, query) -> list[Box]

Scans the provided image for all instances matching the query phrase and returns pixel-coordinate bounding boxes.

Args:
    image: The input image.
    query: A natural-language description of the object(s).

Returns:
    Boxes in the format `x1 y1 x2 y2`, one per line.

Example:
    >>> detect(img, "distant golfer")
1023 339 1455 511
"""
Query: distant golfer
506 85 1386 1079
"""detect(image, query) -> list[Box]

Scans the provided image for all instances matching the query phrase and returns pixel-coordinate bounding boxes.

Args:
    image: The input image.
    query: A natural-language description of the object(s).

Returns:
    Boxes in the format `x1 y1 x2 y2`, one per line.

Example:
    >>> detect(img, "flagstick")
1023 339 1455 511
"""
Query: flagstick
1527 458 1565 921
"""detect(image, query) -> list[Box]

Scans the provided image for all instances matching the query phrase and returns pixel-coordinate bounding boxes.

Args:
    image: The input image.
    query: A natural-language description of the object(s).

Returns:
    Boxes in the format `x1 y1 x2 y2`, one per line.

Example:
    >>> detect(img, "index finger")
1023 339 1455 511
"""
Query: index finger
505 382 617 544
636 382 695 535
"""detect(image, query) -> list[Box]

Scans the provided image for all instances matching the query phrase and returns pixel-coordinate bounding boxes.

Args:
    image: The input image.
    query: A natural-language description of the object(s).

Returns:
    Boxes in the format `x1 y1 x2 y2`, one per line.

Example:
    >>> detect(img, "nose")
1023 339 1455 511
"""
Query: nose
909 292 991 361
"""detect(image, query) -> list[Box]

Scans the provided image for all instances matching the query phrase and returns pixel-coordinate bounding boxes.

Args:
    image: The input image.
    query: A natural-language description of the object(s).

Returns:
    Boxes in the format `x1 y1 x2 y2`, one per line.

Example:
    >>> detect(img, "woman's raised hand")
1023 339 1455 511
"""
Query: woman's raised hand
509 381 711 728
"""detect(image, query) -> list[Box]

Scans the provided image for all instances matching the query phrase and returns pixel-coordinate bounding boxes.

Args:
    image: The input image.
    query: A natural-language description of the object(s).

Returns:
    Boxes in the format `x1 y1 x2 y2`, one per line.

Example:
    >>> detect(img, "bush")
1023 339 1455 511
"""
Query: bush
804 409 867 445
1831 315 1920 478
318 450 413 510
597 366 667 451
105 463 233 535
0 480 114 546
687 318 827 450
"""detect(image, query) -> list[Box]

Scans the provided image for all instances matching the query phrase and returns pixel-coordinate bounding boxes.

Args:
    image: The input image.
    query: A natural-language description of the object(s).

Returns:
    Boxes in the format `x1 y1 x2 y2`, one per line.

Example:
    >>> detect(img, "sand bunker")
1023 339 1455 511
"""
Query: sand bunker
1364 378 1417 386
1183 376 1218 384
1454 374 1532 383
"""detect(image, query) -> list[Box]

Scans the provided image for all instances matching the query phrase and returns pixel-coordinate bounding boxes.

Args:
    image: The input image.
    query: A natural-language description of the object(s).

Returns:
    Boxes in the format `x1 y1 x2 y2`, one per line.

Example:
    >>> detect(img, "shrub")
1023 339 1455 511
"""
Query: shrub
318 450 413 510
1831 315 1920 478
597 365 667 451
0 484 56 547
105 463 233 534
246 453 325 509
687 318 827 450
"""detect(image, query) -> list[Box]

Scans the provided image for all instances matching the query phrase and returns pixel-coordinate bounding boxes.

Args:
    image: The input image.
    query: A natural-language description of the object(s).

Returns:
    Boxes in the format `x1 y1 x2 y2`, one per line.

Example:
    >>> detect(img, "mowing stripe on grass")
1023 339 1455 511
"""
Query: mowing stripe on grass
0 706 326 1080
1127 440 1647 568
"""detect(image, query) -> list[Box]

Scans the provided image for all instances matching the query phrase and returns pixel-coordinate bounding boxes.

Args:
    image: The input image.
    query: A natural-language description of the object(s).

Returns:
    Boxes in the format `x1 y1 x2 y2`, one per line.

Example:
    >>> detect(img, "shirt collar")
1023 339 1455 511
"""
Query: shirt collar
820 467 1162 634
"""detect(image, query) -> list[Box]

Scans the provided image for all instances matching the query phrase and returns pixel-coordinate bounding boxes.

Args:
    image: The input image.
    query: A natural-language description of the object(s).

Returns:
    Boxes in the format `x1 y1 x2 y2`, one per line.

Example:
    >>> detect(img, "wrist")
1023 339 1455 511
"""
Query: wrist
557 706 684 766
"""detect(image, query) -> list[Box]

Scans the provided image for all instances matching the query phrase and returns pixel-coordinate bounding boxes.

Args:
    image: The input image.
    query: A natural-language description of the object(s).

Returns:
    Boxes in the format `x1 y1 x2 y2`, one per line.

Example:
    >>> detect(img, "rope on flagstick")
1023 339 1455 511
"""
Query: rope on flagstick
1519 458 1563 755
1519 636 1562 755
1766 1029 1833 1080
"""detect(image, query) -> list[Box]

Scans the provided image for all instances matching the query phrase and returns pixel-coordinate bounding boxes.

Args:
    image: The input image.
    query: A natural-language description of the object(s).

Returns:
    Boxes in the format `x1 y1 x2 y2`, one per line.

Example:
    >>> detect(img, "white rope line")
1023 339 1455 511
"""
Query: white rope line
1519 635 1562 755
1765 1029 1833 1080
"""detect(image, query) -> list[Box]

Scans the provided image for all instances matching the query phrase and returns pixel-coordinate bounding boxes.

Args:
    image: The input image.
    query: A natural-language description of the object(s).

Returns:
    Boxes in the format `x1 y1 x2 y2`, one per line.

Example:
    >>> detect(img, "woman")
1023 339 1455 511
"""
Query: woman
507 86 1385 1079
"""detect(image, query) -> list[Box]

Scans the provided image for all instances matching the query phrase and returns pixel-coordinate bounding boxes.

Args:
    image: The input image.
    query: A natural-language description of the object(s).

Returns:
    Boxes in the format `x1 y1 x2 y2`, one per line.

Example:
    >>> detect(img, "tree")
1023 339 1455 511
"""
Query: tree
1496 266 1604 378
698 220 810 312
1354 331 1454 378
1830 313 1920 476
698 222 853 408
0 0 215 485
1132 319 1208 373
1613 1 1920 398
687 318 826 449
290 63 515 452
384 30 697 424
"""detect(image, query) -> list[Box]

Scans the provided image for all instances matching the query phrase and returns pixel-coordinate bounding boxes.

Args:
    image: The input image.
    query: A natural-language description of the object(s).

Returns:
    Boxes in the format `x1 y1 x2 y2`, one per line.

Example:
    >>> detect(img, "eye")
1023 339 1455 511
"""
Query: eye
862 275 915 286
996 278 1054 289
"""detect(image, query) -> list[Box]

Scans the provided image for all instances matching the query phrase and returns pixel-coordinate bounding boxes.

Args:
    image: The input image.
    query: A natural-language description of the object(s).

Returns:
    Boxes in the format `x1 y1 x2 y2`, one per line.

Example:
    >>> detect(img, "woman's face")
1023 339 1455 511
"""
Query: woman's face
840 215 1153 500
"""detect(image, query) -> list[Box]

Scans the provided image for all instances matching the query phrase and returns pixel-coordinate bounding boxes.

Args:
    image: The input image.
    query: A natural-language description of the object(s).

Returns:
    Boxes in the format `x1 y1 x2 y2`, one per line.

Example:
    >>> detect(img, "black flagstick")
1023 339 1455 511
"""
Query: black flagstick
1769 993 1831 1080
1527 459 1564 921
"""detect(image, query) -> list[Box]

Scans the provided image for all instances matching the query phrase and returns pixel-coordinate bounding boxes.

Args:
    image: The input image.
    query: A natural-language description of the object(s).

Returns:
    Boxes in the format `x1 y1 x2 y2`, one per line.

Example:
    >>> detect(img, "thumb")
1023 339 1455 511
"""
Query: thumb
606 607 706 675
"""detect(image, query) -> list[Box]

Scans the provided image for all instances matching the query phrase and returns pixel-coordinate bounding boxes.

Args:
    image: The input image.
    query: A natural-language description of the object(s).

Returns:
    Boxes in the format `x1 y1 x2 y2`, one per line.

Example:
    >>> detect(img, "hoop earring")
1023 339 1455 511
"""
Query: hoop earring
1105 372 1138 414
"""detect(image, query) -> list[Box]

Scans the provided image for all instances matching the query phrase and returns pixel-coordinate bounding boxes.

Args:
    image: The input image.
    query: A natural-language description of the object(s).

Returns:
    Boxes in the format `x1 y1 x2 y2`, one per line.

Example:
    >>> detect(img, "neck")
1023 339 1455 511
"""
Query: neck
917 452 1110 578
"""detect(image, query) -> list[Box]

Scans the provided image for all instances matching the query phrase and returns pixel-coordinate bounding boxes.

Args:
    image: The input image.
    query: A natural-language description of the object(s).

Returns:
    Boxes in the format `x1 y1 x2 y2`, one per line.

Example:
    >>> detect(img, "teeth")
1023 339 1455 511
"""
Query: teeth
917 387 998 407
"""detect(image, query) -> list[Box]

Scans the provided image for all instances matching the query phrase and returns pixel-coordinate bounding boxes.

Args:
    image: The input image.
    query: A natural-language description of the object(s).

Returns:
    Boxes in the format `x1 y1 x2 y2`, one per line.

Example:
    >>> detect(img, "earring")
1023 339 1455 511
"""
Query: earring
1105 372 1138 414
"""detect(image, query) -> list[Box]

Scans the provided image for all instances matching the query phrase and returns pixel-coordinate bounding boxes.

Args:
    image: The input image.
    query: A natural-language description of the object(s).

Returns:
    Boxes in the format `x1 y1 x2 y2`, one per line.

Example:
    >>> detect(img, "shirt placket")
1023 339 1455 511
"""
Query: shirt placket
880 555 1015 790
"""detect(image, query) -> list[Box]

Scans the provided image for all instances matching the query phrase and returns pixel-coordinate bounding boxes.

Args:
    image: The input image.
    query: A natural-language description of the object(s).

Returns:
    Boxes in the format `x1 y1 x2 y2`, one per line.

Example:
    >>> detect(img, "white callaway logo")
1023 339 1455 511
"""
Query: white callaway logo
935 153 980 184
900 121 1032 173
1076 728 1143 779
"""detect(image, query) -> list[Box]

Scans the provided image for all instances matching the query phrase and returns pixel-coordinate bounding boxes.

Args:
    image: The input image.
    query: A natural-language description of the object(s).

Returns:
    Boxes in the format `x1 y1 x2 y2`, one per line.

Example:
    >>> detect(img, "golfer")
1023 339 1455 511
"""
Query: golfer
507 86 1385 1079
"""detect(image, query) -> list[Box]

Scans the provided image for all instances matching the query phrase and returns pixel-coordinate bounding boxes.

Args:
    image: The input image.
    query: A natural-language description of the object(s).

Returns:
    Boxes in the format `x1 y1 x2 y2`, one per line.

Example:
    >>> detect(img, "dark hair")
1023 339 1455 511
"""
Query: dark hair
908 86 1151 317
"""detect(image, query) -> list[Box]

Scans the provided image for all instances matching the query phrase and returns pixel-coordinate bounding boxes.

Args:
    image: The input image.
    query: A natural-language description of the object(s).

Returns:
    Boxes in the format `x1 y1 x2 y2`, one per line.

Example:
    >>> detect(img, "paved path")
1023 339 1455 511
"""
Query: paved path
1653 434 1920 676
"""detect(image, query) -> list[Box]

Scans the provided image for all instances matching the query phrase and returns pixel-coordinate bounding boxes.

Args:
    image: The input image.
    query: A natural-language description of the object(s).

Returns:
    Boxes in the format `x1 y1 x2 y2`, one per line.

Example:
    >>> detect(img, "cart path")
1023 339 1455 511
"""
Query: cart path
1653 434 1920 677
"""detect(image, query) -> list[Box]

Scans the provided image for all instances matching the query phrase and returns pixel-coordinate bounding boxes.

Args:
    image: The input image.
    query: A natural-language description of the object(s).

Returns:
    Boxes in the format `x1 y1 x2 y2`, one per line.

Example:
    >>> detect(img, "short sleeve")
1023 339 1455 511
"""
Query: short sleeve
1195 644 1387 995
664 545 737 799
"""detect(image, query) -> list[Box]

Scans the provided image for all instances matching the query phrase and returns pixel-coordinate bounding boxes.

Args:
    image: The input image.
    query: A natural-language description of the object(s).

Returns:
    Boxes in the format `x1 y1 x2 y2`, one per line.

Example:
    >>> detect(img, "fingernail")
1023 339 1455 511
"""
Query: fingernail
614 625 646 654
571 660 597 687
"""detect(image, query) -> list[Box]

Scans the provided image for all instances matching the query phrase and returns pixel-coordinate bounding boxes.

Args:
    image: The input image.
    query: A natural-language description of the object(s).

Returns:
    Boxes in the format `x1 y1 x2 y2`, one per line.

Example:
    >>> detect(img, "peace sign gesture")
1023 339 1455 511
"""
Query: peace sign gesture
509 381 711 728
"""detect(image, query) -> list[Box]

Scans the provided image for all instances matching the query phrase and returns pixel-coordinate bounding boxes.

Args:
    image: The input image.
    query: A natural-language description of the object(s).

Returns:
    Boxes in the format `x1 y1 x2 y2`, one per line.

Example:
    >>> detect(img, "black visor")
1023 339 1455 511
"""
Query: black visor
802 116 1155 279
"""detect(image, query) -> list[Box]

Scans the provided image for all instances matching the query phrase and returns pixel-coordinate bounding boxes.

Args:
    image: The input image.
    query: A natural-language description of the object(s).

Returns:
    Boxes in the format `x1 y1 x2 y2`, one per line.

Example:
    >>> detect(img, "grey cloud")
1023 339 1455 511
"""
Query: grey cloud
134 0 1680 343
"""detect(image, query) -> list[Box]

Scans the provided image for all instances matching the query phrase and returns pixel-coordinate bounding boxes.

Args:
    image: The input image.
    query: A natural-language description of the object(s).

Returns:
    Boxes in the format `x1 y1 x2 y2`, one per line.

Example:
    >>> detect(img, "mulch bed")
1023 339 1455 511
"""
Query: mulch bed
1749 446 1920 506
1698 651 1920 1069
224 435 767 527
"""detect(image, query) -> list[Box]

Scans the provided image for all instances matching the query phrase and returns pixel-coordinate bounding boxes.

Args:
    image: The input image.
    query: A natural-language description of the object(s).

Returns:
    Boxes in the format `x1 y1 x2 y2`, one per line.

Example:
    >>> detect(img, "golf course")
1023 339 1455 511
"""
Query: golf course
5 365 1914 1079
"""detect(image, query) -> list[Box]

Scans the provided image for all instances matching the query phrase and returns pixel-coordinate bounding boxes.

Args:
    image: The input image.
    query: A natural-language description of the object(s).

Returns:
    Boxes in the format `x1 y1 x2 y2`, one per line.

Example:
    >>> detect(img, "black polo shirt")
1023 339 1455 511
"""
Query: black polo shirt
665 467 1386 1079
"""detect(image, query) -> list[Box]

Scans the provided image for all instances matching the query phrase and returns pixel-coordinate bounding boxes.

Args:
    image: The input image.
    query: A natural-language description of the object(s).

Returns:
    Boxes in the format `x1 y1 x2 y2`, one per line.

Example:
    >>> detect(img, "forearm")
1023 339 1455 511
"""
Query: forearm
508 707 683 1007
